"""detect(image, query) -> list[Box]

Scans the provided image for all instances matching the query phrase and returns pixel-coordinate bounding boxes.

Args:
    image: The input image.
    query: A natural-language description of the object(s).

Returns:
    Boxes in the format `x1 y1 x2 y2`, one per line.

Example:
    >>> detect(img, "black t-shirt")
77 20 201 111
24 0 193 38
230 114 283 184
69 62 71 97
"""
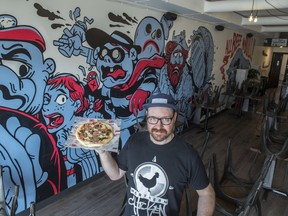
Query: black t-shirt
117 131 209 216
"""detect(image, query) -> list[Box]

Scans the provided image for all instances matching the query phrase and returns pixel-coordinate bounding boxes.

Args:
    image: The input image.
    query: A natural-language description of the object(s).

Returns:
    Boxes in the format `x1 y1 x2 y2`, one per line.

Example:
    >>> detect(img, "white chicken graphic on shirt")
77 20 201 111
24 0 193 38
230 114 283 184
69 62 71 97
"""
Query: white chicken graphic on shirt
138 172 160 193
128 161 169 215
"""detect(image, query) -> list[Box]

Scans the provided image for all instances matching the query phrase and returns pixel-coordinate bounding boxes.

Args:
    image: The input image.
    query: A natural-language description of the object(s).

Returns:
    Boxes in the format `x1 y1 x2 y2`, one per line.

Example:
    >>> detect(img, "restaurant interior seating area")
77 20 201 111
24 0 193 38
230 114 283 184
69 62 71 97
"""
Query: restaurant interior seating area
2 1 288 215
11 85 287 216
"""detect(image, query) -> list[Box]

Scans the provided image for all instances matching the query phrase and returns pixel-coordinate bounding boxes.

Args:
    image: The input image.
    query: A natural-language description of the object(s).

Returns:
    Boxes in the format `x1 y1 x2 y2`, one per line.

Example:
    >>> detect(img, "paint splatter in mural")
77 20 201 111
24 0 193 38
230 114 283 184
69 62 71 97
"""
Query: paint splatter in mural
35 2 66 29
34 3 64 21
33 3 91 30
108 12 138 32
108 12 136 26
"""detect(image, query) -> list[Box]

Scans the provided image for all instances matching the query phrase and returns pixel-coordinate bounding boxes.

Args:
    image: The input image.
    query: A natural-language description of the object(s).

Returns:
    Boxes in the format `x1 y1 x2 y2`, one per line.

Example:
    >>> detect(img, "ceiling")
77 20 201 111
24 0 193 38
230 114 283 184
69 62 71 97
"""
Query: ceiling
108 0 288 39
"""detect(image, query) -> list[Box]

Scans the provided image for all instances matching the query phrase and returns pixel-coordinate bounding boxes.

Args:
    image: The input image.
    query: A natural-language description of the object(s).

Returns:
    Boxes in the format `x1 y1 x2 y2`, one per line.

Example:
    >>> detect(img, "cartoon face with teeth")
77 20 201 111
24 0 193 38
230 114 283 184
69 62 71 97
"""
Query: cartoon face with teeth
86 29 140 89
96 44 136 88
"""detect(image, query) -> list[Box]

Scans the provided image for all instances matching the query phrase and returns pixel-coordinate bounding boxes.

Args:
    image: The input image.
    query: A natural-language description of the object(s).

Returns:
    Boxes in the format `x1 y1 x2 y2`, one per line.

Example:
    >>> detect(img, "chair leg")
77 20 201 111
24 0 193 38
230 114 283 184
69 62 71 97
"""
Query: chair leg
284 159 288 185
119 175 128 216
222 139 253 187
199 131 210 160
10 185 19 216
0 166 9 216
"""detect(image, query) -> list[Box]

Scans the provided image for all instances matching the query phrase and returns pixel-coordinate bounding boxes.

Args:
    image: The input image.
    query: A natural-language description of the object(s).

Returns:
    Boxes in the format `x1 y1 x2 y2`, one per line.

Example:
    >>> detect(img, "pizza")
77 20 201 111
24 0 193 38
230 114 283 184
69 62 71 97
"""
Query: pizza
76 121 114 147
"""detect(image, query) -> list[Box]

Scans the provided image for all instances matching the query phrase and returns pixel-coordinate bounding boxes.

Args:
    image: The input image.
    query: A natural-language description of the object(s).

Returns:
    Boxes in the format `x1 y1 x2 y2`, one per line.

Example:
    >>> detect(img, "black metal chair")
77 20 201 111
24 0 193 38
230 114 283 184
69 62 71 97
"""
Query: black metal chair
260 118 288 159
259 119 288 199
208 153 274 216
199 131 210 160
220 140 251 185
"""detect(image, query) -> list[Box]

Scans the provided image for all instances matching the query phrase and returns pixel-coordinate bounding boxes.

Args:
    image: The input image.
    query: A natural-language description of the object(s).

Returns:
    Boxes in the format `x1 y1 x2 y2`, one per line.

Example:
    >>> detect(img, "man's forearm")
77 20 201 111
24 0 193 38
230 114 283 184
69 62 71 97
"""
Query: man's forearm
196 184 215 216
97 151 125 180
197 194 215 216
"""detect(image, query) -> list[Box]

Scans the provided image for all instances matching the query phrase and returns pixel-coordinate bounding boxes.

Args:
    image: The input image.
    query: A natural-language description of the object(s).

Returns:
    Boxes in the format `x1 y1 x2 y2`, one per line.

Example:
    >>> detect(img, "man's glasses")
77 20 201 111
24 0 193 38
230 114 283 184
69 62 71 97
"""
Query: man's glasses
146 116 174 125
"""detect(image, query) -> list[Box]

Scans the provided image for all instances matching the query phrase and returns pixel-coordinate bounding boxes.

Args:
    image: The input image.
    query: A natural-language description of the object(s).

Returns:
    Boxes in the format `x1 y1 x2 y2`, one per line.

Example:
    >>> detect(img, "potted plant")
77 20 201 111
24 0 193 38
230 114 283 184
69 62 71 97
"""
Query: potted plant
247 68 260 80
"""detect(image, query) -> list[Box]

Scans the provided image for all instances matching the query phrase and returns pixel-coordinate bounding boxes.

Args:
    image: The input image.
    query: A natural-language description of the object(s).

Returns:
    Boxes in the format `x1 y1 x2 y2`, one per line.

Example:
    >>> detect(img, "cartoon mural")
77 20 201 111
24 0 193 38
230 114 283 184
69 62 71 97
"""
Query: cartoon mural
158 30 193 120
53 11 176 147
220 33 255 93
0 15 61 212
41 74 100 187
0 1 256 214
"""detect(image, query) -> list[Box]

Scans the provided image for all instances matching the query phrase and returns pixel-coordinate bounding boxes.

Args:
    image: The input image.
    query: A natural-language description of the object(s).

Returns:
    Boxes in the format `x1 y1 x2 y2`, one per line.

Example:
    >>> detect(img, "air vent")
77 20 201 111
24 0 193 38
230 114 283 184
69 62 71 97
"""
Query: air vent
215 25 224 31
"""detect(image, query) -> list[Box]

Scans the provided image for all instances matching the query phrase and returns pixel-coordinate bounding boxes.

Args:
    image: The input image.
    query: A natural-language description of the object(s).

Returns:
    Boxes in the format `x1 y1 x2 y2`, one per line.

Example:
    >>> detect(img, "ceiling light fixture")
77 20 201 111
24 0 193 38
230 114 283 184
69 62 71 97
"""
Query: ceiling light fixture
254 11 258 22
249 13 253 22
248 0 258 23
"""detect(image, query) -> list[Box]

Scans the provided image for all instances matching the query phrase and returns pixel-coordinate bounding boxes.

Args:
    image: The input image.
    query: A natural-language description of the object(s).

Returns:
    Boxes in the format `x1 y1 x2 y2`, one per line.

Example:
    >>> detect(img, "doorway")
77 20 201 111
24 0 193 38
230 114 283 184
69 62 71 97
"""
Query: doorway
268 52 288 88
268 52 283 88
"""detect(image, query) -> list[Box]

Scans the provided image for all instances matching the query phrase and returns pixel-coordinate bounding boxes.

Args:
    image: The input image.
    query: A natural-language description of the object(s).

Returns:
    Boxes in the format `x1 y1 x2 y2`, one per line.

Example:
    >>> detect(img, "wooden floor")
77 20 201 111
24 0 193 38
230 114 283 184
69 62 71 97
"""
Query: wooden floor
180 107 288 216
18 95 288 216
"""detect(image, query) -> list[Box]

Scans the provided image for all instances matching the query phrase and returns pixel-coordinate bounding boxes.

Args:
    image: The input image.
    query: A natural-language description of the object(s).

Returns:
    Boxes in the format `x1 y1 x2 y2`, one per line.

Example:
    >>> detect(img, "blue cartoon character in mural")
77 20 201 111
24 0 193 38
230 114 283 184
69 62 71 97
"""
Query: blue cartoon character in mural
0 15 62 213
53 9 179 146
53 8 180 146
188 26 215 121
54 18 166 146
158 30 193 121
133 14 175 87
85 28 165 146
189 26 214 92
134 15 174 60
41 74 101 187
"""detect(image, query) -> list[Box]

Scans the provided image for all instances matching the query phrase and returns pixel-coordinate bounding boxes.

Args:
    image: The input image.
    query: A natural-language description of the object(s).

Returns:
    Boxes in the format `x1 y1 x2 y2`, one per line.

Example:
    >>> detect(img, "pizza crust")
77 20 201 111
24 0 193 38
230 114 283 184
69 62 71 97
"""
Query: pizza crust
76 121 114 147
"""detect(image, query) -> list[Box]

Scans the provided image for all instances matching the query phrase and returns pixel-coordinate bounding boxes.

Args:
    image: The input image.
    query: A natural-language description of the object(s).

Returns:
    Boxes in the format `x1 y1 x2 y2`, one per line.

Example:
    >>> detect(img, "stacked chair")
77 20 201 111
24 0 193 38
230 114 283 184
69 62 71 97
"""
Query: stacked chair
198 85 224 134
208 140 272 216
233 80 261 116
260 90 288 130
208 97 288 215
259 117 288 199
